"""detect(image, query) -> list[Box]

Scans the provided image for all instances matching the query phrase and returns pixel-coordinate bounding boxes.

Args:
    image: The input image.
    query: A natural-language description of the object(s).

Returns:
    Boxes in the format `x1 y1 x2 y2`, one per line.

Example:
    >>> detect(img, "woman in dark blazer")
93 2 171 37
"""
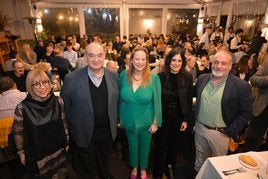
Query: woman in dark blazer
153 47 193 179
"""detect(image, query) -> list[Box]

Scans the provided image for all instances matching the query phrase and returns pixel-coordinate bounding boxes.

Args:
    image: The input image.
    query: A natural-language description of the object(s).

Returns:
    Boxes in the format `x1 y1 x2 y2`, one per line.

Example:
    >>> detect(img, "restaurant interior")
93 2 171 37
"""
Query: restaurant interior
0 0 268 179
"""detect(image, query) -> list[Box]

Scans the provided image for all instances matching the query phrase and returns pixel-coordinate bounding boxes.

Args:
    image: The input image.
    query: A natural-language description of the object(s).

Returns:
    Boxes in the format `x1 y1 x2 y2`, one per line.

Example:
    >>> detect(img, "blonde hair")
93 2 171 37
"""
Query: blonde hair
26 70 51 98
127 47 151 87
54 44 64 55
32 62 51 72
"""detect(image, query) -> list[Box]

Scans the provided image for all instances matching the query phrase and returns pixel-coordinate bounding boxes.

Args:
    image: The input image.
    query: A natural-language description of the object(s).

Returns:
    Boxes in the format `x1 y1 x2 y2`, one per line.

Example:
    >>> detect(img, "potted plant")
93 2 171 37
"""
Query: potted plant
0 10 10 38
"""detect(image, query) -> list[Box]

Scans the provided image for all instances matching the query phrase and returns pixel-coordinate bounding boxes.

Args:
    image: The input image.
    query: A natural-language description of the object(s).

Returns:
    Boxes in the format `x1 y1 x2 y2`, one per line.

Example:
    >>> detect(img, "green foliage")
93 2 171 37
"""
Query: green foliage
17 39 36 50
0 10 10 30
243 33 253 42
37 29 49 42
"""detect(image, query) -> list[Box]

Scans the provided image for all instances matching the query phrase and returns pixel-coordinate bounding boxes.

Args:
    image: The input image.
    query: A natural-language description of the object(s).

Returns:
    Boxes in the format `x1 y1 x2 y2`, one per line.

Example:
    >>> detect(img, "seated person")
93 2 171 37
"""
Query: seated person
63 41 78 68
198 55 212 76
47 44 73 81
185 55 198 82
118 51 131 74
106 60 118 72
42 42 55 61
34 39 46 62
17 44 37 67
0 76 26 118
2 60 29 92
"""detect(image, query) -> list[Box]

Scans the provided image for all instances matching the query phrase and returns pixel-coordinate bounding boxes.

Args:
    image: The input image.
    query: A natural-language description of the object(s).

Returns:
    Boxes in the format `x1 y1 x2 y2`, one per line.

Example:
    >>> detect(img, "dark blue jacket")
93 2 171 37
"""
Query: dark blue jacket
195 73 253 141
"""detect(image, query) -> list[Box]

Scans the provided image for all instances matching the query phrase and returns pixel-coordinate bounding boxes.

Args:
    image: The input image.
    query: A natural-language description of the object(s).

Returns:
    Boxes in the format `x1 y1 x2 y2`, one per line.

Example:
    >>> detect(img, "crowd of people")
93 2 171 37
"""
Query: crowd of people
0 26 268 179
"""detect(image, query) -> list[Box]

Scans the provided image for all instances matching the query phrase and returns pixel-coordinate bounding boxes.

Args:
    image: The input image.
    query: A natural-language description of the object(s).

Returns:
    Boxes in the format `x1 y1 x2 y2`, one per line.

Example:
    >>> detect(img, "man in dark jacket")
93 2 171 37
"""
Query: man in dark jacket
46 45 72 81
61 43 119 179
194 50 252 172
3 60 29 92
249 30 267 56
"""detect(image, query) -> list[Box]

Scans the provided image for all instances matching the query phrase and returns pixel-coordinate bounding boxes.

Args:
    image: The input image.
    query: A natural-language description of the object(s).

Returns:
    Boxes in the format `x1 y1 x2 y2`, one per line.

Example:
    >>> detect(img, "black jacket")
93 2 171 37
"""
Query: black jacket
158 70 193 122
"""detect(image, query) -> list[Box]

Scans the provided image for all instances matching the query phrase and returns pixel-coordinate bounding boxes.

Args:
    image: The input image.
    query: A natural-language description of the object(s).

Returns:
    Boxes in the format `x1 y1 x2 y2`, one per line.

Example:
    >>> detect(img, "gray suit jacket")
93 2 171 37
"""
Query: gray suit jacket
250 64 268 116
196 73 253 141
61 67 119 147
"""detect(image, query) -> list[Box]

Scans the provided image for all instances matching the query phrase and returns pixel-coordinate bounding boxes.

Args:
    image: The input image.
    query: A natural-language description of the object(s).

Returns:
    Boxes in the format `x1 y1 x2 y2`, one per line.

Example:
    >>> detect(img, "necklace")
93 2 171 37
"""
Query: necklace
132 75 142 81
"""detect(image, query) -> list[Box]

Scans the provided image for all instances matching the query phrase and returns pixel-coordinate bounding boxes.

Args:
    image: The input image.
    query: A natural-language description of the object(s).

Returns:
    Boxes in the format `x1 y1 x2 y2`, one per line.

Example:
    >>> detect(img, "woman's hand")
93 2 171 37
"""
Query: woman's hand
65 145 69 151
20 154 26 166
149 124 158 134
180 121 187 132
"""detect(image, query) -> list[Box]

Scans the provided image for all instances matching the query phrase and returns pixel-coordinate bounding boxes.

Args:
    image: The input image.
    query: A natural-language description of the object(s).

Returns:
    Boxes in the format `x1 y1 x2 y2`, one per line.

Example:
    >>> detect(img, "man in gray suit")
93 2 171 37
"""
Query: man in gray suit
61 42 119 179
194 50 252 172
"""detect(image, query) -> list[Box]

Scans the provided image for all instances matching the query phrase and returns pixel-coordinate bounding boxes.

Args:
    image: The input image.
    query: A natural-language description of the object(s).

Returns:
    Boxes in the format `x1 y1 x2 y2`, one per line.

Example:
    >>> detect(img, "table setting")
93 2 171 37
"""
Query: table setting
196 151 268 179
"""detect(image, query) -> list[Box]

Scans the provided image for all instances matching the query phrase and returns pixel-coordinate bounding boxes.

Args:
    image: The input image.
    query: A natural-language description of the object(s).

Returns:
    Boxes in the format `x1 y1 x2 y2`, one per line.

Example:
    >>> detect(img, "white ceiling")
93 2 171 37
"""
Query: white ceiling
33 0 202 5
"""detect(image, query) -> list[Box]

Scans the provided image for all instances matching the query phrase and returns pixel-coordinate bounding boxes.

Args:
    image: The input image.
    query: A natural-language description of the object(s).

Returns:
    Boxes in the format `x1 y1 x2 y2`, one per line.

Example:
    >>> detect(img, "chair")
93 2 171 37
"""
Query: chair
0 117 14 148
0 117 18 164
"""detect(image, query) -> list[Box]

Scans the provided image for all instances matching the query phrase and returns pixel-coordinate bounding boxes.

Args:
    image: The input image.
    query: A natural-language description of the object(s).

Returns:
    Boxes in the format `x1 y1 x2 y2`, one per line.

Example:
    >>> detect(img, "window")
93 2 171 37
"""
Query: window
231 0 267 39
84 8 120 41
129 9 162 36
39 7 79 37
232 15 264 39
167 9 199 35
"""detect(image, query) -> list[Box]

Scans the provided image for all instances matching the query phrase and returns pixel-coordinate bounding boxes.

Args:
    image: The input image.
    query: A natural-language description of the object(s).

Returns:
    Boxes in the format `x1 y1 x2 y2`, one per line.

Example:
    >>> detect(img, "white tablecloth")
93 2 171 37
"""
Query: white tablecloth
196 151 268 179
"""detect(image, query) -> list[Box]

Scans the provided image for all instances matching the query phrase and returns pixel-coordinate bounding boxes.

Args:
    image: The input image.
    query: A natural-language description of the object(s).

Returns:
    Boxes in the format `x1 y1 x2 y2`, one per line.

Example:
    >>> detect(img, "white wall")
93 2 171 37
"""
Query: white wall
2 0 34 39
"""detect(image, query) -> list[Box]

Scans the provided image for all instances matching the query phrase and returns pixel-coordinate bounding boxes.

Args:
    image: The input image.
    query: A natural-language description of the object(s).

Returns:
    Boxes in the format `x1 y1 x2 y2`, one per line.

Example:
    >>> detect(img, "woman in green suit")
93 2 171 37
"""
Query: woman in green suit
120 47 162 179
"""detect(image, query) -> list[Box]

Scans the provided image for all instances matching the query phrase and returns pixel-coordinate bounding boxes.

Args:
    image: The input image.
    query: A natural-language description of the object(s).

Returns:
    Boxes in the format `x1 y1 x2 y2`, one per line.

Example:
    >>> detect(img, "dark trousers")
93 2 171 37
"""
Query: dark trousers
70 136 113 179
153 118 181 178
244 107 268 151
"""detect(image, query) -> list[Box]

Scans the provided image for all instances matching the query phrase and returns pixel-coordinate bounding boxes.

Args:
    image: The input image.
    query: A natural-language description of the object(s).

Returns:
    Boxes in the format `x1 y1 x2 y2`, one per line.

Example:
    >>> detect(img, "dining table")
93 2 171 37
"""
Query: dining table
195 151 268 179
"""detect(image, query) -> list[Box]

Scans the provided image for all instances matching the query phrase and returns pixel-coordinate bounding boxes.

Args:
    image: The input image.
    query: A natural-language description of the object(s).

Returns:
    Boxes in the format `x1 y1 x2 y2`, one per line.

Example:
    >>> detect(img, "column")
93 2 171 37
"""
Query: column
197 6 205 37
162 7 167 35
216 1 223 27
120 0 126 39
77 7 85 37
225 0 234 34
262 1 268 39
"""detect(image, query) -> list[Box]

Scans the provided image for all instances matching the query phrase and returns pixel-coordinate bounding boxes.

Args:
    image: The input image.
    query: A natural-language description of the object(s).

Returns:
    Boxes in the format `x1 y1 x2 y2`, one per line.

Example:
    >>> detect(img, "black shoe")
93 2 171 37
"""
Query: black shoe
101 174 116 179
107 174 116 179
153 177 162 179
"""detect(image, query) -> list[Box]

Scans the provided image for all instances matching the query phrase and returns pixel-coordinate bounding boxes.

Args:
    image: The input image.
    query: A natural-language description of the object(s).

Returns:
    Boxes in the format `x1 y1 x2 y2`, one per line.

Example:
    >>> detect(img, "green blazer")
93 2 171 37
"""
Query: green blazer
119 70 162 133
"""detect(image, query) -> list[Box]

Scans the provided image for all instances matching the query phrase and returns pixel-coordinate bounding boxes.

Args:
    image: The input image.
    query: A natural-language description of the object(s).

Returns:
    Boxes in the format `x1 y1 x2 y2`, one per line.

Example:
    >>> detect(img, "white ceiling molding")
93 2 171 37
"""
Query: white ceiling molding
35 0 201 5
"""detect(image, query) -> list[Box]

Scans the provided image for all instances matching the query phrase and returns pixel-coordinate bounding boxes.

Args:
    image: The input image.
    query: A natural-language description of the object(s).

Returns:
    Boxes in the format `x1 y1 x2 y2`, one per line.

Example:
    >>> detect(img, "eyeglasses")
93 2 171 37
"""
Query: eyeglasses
32 80 50 89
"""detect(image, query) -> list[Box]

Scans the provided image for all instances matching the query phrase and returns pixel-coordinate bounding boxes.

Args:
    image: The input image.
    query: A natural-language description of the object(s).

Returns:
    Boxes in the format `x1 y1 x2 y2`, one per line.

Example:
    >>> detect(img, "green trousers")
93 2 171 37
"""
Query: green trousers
125 129 152 169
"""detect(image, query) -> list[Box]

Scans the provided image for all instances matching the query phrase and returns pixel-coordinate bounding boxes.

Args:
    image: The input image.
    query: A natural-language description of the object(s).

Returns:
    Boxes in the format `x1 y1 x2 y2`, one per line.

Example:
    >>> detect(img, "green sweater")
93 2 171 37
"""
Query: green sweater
119 70 162 133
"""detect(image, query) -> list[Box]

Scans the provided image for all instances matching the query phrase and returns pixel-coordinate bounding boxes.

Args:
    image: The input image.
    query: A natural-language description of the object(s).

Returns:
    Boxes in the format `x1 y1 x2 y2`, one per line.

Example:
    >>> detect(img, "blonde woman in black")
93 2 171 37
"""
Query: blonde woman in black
13 70 68 179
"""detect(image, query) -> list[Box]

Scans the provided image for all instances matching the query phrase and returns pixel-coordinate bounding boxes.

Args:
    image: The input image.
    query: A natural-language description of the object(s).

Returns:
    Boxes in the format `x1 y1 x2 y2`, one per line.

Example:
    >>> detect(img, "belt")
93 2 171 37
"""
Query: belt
198 121 226 135
203 124 225 131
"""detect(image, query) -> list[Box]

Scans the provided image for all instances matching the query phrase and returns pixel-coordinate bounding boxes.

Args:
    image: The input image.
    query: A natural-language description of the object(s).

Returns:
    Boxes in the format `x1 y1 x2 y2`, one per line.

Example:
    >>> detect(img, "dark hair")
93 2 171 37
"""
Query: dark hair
12 60 23 68
0 76 15 93
236 28 244 34
66 41 72 46
216 40 223 45
164 47 186 73
256 31 262 36
238 55 250 74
